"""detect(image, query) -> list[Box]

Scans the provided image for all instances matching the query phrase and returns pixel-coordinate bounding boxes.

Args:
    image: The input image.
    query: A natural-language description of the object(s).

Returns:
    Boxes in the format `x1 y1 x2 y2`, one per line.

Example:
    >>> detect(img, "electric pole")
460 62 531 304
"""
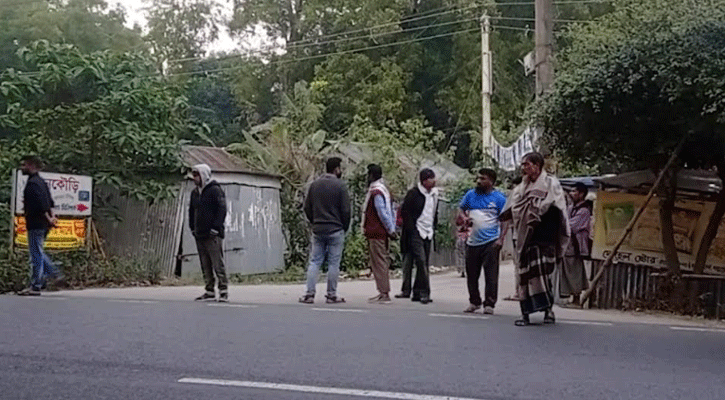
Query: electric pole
535 0 553 97
481 13 492 158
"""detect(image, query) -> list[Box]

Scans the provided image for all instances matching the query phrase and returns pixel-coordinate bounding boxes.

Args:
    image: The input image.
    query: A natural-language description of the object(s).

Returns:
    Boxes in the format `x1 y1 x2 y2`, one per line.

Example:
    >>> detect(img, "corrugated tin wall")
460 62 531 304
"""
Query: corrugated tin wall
95 174 284 279
179 178 284 278
94 185 185 277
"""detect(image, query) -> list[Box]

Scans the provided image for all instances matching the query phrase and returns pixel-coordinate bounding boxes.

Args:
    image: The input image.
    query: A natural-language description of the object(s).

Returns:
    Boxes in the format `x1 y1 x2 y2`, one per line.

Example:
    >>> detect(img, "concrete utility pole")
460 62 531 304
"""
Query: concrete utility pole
480 13 493 157
535 0 554 97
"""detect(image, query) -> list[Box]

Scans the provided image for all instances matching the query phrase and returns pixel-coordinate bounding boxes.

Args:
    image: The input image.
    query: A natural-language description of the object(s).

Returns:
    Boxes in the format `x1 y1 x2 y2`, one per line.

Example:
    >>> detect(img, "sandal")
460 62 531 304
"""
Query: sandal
325 295 346 304
514 315 530 326
543 309 556 324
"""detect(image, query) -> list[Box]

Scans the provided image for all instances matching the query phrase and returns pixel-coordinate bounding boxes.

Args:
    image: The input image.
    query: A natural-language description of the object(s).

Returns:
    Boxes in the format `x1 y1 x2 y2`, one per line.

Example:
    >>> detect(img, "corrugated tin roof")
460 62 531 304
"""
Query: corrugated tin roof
181 145 280 180
596 169 722 194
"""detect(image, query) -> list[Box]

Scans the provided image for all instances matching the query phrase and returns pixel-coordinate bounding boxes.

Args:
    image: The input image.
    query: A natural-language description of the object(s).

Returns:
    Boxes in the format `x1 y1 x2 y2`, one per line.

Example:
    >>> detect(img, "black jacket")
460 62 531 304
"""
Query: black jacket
303 173 351 235
189 181 227 239
24 173 54 230
399 186 438 254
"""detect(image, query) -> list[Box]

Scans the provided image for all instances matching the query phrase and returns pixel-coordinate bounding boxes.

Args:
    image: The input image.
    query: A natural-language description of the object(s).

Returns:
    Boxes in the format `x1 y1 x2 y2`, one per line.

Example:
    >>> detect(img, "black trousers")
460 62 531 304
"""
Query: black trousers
466 241 500 307
196 236 228 295
400 230 432 298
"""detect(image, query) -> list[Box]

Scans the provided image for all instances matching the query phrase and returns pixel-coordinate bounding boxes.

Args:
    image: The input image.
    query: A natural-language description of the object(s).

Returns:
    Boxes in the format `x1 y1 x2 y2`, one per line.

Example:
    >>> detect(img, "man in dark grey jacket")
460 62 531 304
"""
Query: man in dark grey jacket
299 157 351 304
189 164 228 302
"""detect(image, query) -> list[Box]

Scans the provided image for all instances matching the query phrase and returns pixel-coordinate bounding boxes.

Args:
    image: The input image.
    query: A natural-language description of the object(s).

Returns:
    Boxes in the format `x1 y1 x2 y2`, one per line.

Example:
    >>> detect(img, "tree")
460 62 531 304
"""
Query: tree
0 0 146 71
144 0 223 71
538 22 725 277
0 41 188 200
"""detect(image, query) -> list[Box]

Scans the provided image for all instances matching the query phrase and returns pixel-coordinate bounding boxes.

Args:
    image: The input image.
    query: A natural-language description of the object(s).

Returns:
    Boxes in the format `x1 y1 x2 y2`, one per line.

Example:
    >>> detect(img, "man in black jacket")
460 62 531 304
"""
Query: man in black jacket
395 168 439 304
189 164 229 302
299 157 351 304
18 156 61 296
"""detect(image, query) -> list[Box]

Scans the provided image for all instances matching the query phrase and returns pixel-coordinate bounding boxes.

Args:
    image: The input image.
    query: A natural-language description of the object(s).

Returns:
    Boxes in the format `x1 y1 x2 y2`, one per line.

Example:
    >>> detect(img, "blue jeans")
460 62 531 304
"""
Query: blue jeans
28 229 60 291
305 230 345 297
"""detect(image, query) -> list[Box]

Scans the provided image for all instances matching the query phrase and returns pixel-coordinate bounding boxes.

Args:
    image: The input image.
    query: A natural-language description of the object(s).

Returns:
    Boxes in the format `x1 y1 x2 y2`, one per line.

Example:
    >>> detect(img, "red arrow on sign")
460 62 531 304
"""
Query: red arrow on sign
77 204 88 212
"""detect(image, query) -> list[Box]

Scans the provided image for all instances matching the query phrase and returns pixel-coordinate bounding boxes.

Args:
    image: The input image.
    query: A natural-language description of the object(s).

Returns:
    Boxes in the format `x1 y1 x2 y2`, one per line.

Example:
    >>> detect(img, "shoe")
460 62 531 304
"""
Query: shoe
411 297 421 302
378 294 392 303
298 295 314 304
483 306 494 315
368 294 383 303
419 297 432 304
394 293 410 299
463 304 481 313
325 295 346 304
218 294 229 303
195 293 215 301
17 287 41 296
515 315 531 326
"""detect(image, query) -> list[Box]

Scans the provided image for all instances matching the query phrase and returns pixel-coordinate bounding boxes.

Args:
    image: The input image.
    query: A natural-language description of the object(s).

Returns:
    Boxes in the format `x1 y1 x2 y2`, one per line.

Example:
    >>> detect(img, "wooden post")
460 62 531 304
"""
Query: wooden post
580 138 687 306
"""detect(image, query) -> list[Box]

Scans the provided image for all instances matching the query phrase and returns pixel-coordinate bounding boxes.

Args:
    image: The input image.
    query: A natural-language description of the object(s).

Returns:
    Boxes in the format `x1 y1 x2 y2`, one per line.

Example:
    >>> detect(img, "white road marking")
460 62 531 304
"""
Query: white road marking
558 320 613 326
207 304 258 308
428 313 489 320
311 308 368 313
178 378 488 400
670 326 725 333
33 296 68 300
107 299 159 304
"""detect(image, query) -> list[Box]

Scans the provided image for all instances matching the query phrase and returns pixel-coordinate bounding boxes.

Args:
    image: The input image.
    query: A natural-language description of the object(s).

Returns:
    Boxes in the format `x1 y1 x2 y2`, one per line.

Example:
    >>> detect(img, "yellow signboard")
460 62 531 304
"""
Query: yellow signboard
14 217 87 250
592 192 725 275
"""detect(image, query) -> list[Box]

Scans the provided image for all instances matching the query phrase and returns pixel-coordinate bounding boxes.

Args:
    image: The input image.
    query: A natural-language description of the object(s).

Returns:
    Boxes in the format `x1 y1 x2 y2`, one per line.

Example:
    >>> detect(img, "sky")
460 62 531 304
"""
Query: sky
113 0 239 54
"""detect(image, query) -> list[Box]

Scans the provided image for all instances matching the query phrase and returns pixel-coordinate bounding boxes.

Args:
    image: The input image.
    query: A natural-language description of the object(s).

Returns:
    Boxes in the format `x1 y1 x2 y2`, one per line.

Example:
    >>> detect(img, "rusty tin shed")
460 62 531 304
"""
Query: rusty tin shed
95 146 284 278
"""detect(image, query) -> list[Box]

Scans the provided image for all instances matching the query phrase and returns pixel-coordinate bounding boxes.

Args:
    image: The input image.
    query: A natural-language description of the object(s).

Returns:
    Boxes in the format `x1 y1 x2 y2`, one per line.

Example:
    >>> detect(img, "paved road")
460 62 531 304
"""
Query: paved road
2 293 725 400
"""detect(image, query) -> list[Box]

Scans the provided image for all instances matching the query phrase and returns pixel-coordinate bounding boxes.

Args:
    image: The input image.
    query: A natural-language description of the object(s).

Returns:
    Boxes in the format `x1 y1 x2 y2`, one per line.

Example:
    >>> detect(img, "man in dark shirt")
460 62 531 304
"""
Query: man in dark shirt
189 164 229 303
299 157 351 304
18 156 61 296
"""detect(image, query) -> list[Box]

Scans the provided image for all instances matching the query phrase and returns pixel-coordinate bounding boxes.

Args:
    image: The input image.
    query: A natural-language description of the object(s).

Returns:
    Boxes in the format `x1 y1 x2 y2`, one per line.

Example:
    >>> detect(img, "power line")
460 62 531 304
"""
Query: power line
11 21 546 80
168 27 483 78
290 4 485 46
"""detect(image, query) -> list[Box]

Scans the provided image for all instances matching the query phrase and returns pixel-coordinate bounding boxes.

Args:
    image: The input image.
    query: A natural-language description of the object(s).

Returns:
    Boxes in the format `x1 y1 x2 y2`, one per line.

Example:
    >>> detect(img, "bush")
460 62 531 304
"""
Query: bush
0 248 164 294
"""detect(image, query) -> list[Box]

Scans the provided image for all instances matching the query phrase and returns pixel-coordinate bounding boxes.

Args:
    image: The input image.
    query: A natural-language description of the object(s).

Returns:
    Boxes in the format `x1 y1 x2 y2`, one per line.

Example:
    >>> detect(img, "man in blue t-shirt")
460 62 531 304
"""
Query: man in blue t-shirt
457 168 507 315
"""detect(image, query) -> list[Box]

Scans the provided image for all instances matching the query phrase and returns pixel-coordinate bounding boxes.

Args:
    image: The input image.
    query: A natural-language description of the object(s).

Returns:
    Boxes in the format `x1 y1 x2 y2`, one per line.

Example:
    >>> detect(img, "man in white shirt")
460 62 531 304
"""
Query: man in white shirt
395 169 439 304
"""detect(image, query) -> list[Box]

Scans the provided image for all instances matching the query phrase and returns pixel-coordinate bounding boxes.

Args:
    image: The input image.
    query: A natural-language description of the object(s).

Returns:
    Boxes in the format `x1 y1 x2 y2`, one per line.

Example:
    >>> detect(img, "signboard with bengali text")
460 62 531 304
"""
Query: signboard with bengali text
592 191 725 275
13 216 87 250
14 170 92 217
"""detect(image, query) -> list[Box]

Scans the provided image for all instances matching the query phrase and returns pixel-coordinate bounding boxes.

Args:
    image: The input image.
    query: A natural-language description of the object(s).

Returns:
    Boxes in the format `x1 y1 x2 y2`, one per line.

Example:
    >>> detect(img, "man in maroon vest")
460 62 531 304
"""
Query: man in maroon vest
362 164 398 303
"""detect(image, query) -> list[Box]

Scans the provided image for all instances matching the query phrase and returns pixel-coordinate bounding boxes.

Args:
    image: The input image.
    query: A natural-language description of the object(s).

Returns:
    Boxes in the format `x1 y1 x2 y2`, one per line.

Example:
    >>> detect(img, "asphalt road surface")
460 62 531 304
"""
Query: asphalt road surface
1 295 724 400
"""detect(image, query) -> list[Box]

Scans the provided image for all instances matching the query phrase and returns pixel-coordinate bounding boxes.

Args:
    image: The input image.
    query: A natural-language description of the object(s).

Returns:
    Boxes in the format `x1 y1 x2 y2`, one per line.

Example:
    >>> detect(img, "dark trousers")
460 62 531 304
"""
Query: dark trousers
466 241 500 308
400 230 432 298
196 236 228 295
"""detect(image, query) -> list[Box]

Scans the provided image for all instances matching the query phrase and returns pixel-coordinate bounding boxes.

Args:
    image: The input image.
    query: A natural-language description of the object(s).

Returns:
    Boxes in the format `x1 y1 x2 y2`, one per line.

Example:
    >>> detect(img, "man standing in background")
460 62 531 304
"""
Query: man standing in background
561 182 592 306
458 168 507 315
18 156 61 296
189 164 229 303
362 164 397 303
299 157 351 304
395 168 438 304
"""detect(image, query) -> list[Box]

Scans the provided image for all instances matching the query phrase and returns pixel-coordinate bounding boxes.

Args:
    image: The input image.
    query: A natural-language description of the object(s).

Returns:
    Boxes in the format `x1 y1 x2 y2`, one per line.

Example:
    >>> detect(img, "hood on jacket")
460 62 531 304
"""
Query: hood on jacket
192 164 213 188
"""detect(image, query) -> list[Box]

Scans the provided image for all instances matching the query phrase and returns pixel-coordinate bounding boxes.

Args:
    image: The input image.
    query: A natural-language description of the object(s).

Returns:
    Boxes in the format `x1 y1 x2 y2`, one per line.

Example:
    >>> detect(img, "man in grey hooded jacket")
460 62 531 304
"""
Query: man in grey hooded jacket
189 164 229 302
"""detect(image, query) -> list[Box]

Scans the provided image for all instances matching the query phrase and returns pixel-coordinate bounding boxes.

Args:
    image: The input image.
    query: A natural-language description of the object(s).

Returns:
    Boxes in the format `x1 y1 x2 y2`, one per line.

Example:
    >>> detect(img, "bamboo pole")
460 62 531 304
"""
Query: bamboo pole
580 138 687 306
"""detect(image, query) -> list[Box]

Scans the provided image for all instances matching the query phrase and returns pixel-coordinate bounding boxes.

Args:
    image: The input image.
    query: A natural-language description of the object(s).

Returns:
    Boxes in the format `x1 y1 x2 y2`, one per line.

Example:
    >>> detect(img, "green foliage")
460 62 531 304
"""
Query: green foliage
340 230 368 273
0 41 186 201
538 21 725 171
0 249 165 294
0 0 146 72
145 0 222 70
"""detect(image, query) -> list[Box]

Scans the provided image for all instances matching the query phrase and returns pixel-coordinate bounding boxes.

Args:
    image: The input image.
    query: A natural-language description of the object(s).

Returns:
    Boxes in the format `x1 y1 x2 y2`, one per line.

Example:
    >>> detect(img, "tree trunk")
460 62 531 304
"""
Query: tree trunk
659 167 681 276
693 165 725 274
